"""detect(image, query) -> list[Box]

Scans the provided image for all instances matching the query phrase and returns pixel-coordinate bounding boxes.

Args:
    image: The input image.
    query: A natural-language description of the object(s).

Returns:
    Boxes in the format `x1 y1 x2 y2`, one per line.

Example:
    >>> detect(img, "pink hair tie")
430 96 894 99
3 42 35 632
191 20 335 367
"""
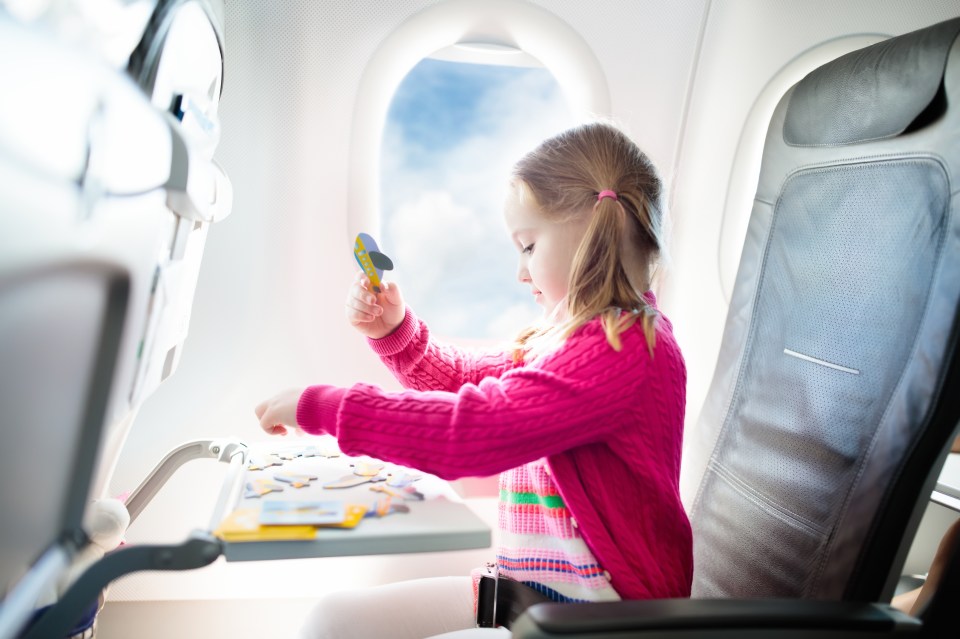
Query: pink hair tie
597 190 618 202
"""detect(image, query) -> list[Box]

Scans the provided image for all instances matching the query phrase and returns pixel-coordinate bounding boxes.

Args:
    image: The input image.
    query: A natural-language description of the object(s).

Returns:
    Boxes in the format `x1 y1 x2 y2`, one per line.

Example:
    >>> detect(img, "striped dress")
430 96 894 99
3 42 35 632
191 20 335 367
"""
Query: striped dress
497 458 620 602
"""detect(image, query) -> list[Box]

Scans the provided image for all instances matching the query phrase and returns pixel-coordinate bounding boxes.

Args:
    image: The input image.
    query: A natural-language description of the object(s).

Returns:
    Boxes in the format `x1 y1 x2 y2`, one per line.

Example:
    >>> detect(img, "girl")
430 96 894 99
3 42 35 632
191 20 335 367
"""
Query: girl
255 122 692 638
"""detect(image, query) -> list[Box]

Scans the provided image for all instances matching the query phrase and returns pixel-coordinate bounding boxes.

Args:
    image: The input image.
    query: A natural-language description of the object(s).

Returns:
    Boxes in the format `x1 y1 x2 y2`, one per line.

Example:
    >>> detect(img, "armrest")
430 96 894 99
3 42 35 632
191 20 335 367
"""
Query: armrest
511 598 921 638
21 532 222 639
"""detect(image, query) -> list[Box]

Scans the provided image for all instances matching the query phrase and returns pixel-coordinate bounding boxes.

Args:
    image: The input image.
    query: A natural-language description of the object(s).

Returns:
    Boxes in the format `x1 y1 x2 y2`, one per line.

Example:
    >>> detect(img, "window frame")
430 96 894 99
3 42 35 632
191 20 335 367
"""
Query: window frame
346 0 611 241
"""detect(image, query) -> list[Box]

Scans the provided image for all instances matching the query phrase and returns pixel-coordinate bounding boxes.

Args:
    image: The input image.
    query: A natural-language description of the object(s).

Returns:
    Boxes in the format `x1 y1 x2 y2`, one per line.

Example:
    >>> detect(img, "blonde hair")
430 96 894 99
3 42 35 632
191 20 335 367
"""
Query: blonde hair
511 122 665 362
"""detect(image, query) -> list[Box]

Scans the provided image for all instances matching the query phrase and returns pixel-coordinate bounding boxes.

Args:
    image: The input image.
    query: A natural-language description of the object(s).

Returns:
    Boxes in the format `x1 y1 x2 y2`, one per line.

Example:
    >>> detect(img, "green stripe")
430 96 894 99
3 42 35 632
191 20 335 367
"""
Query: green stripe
499 489 565 508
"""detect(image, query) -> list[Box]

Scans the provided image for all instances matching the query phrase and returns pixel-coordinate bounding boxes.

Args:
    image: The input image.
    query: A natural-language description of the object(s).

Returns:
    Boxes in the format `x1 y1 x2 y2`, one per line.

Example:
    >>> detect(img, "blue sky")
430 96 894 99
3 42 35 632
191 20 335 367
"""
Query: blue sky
380 57 574 341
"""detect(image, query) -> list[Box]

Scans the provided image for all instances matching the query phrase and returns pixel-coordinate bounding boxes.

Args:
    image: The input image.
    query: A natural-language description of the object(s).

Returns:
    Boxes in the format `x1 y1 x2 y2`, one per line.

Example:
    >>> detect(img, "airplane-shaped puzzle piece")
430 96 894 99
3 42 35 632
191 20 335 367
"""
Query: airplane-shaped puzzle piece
353 233 394 293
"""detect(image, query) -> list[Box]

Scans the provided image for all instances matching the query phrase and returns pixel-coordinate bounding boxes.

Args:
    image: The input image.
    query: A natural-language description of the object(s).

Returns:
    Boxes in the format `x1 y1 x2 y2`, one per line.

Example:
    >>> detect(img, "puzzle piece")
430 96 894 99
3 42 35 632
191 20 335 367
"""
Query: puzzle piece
294 443 339 459
353 233 394 293
352 461 385 477
244 479 285 498
367 495 393 518
370 484 406 499
259 500 345 525
364 495 411 518
315 443 341 458
247 455 284 471
274 472 318 488
371 483 424 501
323 473 386 489
386 472 421 488
401 485 425 501
214 509 316 542
318 504 368 529
298 445 340 458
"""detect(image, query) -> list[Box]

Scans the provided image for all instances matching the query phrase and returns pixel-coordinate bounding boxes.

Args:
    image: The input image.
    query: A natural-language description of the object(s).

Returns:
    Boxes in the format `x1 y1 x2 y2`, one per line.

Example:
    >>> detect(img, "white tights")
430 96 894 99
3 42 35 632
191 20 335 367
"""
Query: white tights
297 576 511 639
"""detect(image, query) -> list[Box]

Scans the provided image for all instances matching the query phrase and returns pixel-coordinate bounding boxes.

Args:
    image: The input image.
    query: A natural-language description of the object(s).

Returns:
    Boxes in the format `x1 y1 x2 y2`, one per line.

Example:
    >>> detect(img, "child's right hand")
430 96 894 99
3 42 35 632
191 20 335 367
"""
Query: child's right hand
345 271 405 339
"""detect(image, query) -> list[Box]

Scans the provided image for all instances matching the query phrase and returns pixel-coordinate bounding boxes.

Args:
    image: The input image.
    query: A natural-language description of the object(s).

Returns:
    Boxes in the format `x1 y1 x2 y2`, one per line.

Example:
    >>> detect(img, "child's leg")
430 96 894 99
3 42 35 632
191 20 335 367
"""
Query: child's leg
297 576 478 639
892 436 960 615
891 517 960 615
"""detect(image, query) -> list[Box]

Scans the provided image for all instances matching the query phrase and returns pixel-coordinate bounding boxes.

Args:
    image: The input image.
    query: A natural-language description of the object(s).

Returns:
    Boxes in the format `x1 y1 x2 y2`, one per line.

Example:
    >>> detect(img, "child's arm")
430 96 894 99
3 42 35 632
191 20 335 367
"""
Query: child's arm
369 305 518 392
296 321 672 479
346 273 518 391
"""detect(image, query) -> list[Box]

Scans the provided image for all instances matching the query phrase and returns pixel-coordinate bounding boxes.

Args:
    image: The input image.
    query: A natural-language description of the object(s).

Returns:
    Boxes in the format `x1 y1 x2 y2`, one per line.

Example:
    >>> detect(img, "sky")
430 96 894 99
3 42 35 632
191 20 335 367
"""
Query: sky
380 57 574 342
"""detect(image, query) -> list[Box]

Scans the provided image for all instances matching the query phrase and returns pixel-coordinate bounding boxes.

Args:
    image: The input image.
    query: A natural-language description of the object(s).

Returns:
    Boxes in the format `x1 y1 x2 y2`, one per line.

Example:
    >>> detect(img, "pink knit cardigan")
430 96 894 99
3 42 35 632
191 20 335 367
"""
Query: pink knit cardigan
297 296 692 599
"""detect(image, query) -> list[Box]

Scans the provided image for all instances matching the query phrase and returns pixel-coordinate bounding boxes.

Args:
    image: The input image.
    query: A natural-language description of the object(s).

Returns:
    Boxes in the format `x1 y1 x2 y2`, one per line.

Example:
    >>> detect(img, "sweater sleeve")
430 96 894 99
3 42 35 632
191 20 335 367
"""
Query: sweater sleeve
367 306 519 392
298 322 653 480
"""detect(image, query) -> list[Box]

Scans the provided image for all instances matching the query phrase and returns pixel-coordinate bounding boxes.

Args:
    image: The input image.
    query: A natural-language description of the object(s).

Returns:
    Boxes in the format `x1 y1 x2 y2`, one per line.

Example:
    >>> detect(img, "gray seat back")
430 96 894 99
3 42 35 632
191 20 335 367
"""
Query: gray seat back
687 18 960 601
0 262 128 638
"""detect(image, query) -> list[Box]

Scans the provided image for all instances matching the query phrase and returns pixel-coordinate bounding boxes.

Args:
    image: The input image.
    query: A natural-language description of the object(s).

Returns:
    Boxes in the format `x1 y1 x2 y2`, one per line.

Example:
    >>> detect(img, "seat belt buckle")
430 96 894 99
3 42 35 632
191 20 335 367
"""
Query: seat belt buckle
476 562 499 628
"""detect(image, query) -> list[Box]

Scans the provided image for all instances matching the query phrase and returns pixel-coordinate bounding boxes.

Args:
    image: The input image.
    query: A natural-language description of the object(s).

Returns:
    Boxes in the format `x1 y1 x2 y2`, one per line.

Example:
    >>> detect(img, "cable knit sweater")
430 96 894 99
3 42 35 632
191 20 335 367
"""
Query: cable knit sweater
297 295 692 599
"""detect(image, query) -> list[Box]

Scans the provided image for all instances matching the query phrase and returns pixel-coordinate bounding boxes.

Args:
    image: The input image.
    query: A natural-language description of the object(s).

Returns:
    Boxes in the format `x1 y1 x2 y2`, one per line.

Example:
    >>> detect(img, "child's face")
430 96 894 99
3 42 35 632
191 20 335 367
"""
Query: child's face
503 185 590 316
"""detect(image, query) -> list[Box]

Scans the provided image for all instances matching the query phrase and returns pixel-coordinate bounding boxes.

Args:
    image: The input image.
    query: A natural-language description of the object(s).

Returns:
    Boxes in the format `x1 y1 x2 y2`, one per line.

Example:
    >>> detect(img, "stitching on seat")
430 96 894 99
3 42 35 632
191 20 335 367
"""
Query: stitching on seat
782 348 860 375
710 460 827 538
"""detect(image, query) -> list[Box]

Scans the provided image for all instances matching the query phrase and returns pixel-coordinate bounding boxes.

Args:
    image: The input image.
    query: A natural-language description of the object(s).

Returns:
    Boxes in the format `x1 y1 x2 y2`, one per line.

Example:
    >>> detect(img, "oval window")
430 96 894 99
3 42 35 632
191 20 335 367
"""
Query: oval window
381 48 576 340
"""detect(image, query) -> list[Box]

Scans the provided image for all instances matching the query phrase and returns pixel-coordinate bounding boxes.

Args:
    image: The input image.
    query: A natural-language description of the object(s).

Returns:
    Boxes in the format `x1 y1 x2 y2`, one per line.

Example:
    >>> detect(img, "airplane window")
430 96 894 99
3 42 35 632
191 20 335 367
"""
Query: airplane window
381 52 576 340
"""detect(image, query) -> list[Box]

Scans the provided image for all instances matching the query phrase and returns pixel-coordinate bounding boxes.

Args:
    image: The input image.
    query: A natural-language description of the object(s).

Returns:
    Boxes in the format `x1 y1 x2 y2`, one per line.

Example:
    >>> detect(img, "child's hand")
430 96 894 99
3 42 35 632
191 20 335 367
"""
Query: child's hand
345 271 405 339
255 388 305 436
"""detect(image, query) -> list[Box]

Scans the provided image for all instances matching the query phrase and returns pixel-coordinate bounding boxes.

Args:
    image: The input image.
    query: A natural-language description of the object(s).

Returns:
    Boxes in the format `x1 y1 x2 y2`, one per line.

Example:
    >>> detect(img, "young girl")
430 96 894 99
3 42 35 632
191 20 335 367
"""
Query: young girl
255 122 692 638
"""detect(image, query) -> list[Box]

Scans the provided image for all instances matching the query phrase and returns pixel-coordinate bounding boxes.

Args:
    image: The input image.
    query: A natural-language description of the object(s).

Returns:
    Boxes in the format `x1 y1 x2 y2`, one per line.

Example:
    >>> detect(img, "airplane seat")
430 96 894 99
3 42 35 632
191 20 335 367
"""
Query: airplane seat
0 3 233 638
0 263 130 639
513 16 960 639
90 0 234 504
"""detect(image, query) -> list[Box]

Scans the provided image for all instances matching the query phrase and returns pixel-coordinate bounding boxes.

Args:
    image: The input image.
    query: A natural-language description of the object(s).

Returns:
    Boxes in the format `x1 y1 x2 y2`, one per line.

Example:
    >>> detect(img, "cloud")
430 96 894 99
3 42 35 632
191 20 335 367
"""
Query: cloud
381 60 575 339
388 190 482 294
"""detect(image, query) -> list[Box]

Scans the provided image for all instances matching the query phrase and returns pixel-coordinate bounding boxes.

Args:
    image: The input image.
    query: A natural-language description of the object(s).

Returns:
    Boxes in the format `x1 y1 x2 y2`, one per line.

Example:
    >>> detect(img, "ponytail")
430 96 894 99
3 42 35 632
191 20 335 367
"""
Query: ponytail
511 122 664 361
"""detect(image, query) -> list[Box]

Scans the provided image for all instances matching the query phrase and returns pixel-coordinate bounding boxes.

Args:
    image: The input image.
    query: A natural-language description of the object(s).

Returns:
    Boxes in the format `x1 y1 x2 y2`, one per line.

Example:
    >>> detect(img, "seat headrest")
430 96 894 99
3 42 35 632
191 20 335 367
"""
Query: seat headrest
784 17 960 146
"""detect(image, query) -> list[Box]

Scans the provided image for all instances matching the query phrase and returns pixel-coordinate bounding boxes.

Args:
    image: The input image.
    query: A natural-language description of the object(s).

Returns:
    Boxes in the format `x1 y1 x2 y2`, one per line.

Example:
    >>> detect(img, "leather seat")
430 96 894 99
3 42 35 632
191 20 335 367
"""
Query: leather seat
514 16 960 639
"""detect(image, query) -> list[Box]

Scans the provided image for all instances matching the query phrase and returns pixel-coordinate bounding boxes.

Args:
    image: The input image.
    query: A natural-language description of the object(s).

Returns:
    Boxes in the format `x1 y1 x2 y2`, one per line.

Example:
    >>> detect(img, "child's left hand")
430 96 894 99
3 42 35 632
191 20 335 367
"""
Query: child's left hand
255 388 306 436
